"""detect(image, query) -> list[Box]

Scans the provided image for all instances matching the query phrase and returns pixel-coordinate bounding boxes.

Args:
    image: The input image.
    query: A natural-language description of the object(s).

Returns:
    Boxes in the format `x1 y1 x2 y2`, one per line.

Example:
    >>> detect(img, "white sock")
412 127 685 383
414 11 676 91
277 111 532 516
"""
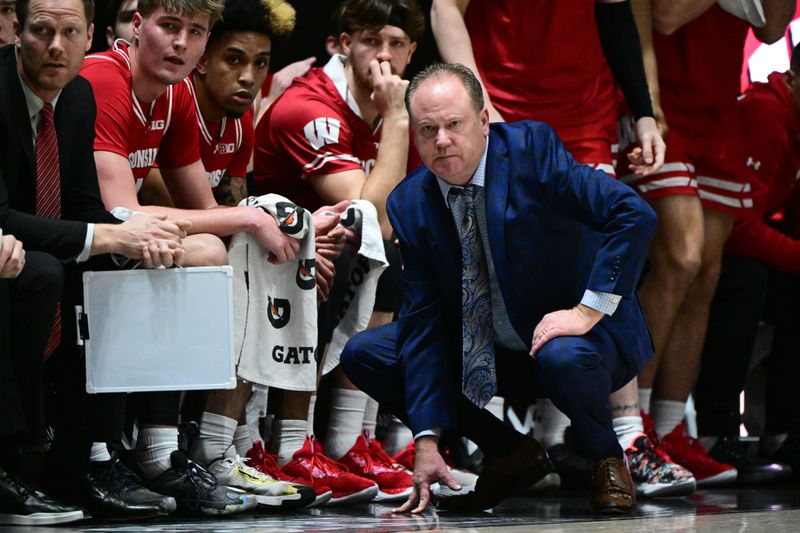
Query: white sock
90 442 111 462
270 419 308 467
189 411 238 465
383 417 413 456
306 394 317 435
136 427 178 480
651 399 686 438
485 396 505 421
325 388 368 459
535 399 571 449
613 415 644 450
639 388 653 414
362 397 379 439
233 425 253 457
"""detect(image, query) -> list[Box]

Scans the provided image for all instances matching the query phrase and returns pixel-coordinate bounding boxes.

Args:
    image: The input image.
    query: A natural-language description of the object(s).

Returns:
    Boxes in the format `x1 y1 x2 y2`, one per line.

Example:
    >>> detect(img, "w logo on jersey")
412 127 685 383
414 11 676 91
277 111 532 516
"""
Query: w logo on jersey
276 202 306 235
268 296 291 329
303 117 341 150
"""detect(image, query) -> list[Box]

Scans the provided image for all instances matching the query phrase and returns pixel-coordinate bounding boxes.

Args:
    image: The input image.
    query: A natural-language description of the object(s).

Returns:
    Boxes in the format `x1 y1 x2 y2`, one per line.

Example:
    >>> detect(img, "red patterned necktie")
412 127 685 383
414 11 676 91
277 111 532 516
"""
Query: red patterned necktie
35 103 62 358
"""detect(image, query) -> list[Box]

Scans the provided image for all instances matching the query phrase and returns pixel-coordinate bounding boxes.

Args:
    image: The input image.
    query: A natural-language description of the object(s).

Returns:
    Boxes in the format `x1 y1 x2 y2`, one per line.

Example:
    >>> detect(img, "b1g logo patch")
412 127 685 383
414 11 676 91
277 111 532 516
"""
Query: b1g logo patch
276 202 306 235
296 259 316 290
267 296 291 329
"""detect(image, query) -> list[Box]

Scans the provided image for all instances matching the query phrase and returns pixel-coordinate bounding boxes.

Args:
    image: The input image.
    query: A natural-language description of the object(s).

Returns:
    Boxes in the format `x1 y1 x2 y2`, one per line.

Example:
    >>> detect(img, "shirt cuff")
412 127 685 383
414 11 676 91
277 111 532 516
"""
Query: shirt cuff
76 223 94 263
581 289 622 316
413 428 443 441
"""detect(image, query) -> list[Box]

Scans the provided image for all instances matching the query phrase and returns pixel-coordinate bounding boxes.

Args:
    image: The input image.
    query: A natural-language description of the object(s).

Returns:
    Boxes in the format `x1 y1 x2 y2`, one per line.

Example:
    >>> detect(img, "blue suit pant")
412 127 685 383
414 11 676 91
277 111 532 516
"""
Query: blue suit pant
341 323 631 459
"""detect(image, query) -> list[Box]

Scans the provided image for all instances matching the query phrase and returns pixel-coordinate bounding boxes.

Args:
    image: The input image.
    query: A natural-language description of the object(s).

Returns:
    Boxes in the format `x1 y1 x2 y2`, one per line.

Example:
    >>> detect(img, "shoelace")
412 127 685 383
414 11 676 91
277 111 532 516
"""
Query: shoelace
183 461 218 511
229 455 273 481
1 469 32 499
598 458 628 494
366 439 406 472
301 451 351 481
254 449 284 476
632 439 679 480
100 458 145 495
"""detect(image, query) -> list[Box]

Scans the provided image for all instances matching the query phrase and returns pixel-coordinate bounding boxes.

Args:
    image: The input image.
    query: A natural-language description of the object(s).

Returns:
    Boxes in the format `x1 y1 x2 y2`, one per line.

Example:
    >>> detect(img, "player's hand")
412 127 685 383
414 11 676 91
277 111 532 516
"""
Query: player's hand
530 304 604 358
267 56 316 102
0 234 25 278
111 214 190 259
629 116 666 176
393 437 461 514
315 252 335 302
141 239 183 269
252 210 300 264
369 59 409 120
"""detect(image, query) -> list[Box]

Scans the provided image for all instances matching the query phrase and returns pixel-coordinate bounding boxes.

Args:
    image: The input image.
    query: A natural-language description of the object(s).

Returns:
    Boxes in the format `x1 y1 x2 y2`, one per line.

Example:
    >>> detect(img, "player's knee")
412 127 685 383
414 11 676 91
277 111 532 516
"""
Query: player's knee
183 234 228 266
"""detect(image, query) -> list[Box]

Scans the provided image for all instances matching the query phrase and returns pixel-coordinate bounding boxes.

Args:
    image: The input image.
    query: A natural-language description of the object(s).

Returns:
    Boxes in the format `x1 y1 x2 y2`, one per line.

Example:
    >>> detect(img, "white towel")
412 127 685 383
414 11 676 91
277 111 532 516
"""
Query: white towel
322 200 388 375
229 194 318 390
717 0 766 26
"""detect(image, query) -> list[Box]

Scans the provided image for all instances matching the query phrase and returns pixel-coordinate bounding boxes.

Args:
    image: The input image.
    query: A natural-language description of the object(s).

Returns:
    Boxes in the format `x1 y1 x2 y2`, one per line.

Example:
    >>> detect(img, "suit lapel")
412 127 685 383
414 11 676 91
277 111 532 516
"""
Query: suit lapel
484 132 515 323
420 171 461 304
1 49 35 172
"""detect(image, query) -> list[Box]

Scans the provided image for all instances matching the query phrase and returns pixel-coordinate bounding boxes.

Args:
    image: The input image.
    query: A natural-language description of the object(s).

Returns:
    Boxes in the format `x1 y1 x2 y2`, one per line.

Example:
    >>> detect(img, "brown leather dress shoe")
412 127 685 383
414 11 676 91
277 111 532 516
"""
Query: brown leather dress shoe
591 456 636 513
438 438 554 511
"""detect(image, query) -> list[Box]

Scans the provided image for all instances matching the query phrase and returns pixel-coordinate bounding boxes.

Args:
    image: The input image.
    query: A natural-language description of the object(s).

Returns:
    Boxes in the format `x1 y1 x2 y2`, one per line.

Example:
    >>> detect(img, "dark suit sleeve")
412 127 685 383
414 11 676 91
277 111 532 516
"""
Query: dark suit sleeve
529 123 657 299
387 192 458 436
0 166 88 261
60 77 120 226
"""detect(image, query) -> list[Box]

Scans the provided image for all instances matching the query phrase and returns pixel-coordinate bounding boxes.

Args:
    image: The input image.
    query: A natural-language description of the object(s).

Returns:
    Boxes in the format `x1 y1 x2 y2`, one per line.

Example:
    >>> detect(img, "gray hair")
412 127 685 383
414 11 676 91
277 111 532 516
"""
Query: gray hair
405 62 484 116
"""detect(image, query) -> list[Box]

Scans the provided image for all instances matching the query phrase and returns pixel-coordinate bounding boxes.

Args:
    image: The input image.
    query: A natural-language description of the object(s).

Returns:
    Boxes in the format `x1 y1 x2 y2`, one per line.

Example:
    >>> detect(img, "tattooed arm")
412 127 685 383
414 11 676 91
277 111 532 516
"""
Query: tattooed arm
213 176 248 207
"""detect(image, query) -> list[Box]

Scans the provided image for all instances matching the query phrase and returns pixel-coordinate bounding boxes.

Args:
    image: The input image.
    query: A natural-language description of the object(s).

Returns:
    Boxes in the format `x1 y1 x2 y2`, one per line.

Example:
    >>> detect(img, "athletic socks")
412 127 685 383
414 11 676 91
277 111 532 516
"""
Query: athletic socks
270 419 308 467
639 387 653 414
535 399 571 449
136 427 179 480
362 397 379 439
189 411 238 465
613 416 645 450
325 388 368 459
383 416 413 456
89 442 111 462
651 399 686 438
233 425 253 457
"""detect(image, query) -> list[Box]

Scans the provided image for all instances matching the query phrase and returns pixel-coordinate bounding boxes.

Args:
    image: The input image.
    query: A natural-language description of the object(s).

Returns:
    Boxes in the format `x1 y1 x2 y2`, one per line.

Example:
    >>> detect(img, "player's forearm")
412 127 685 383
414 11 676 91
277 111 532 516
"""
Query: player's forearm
431 0 493 106
754 0 794 44
132 203 259 238
651 0 716 34
360 115 410 239
632 0 663 116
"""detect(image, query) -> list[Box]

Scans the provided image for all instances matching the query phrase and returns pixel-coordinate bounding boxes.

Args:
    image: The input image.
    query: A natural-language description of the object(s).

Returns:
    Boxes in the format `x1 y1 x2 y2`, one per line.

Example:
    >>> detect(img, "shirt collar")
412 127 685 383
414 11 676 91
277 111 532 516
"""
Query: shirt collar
322 53 363 118
17 61 61 120
436 137 490 208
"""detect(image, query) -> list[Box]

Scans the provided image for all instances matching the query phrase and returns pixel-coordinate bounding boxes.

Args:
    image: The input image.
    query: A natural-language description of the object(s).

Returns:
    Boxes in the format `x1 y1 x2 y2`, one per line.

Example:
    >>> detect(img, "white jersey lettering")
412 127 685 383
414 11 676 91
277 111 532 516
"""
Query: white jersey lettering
303 117 341 151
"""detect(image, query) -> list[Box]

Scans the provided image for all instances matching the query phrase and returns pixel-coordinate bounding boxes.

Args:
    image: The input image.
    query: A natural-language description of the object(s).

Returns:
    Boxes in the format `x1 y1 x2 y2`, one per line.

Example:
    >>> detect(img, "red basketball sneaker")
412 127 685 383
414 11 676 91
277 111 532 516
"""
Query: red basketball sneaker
246 440 331 507
281 436 377 505
338 433 413 502
660 423 737 487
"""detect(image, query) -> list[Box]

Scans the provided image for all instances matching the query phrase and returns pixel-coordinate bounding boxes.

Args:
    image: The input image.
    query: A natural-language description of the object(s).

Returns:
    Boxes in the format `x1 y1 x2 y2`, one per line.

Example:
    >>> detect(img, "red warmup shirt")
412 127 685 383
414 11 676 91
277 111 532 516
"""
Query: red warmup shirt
178 76 254 191
252 55 420 212
655 5 749 136
81 40 200 191
726 72 800 272
464 0 616 141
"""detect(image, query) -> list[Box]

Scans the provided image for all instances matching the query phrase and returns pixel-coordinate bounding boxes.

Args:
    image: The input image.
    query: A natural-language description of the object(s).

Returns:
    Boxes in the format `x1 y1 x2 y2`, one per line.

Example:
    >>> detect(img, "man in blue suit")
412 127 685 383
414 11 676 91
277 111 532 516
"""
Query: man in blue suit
341 63 658 513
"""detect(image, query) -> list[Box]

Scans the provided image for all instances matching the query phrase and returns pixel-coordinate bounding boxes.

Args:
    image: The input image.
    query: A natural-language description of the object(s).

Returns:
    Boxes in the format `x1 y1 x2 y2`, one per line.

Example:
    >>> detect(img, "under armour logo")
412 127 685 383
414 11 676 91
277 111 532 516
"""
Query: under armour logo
746 157 761 170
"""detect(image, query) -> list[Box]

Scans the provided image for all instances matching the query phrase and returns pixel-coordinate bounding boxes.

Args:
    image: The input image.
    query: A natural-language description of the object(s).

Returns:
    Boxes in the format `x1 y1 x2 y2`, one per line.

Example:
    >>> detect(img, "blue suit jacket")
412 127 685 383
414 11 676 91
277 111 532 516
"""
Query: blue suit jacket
386 122 658 435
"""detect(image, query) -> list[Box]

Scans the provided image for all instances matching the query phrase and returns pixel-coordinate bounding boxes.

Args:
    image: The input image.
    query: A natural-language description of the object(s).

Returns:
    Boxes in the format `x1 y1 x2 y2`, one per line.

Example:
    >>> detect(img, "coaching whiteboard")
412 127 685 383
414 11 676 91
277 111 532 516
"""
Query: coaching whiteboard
82 267 236 393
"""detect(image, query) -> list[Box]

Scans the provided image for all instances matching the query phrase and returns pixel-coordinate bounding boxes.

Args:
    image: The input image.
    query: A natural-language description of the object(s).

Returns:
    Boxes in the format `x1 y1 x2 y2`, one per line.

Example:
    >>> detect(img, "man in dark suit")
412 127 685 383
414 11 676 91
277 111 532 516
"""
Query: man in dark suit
341 63 658 513
0 0 189 521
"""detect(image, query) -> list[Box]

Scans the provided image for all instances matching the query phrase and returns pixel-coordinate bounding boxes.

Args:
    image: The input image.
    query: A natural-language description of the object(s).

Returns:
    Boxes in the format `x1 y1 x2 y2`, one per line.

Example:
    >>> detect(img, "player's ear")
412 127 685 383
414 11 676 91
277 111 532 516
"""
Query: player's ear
195 53 209 75
85 23 94 52
340 32 353 55
131 12 143 42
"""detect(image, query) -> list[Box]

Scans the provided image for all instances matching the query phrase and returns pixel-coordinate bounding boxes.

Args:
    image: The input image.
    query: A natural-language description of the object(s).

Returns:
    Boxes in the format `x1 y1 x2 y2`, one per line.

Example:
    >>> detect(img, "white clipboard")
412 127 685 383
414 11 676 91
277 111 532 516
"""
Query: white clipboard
80 267 237 393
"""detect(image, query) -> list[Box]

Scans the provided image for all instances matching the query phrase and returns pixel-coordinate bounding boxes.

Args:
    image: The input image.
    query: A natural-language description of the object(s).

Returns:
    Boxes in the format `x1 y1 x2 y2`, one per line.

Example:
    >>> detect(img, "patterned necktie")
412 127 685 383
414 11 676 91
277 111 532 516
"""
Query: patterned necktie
449 185 496 408
35 103 62 358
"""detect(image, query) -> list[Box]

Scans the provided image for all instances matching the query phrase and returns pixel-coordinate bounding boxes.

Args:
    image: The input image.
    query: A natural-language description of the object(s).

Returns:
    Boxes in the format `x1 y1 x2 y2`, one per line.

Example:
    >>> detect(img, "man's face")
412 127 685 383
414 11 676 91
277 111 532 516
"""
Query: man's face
341 25 415 91
106 0 137 47
196 30 271 118
15 0 93 101
0 1 15 46
410 75 489 186
131 7 210 86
